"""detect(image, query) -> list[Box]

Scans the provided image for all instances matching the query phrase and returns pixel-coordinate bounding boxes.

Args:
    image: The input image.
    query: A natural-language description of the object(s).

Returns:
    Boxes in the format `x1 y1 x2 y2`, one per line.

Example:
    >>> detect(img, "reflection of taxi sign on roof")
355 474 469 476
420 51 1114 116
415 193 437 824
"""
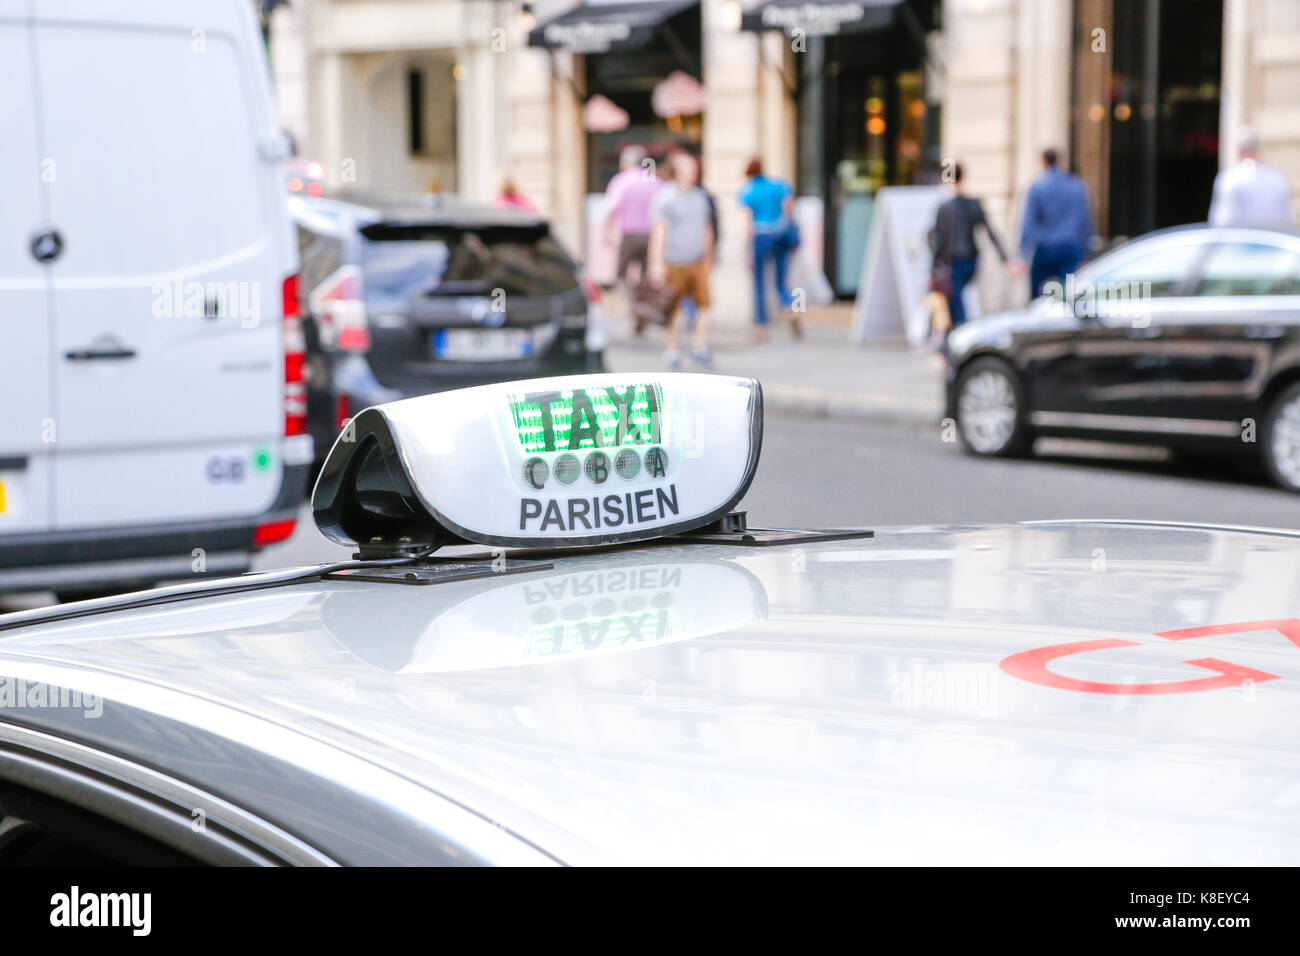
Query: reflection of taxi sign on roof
319 555 769 673
312 373 763 551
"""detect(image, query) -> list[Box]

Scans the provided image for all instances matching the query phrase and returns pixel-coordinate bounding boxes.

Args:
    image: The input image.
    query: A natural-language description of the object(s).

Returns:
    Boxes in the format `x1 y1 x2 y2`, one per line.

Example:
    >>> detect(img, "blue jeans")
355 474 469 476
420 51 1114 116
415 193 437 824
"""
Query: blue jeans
751 230 793 326
1030 240 1086 298
946 257 978 328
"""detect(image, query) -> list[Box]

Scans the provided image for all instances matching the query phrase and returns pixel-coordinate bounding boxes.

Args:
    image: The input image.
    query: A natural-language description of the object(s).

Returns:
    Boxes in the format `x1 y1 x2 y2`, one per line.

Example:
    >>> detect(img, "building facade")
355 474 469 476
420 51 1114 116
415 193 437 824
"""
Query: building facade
270 0 1300 315
268 0 512 213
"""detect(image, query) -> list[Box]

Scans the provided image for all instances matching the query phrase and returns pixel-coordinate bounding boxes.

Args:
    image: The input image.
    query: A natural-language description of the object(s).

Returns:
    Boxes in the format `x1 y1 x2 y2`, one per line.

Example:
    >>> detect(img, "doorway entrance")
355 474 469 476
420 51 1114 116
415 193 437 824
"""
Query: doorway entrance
1073 0 1223 238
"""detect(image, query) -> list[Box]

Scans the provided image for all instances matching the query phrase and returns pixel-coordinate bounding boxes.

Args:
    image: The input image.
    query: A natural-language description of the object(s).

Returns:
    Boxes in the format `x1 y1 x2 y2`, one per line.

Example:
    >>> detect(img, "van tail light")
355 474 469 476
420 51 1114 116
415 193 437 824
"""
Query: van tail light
254 517 297 547
283 273 308 437
308 265 371 352
581 277 602 305
335 392 351 432
283 272 300 321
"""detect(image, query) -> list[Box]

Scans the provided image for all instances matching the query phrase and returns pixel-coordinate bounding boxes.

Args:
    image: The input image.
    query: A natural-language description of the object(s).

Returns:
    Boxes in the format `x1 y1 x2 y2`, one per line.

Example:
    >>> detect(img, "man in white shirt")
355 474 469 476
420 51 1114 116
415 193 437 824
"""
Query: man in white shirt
1209 128 1295 227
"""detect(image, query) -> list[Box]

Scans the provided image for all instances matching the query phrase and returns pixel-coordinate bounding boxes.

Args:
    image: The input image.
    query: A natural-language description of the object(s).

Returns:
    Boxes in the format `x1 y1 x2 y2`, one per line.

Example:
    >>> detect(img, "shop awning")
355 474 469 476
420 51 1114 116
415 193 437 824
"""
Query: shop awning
528 0 697 53
740 0 900 37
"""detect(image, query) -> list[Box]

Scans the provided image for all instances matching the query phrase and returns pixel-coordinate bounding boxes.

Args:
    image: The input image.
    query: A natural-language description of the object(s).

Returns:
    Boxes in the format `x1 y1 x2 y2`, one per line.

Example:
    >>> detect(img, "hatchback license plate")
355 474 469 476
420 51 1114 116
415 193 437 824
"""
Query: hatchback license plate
433 328 531 361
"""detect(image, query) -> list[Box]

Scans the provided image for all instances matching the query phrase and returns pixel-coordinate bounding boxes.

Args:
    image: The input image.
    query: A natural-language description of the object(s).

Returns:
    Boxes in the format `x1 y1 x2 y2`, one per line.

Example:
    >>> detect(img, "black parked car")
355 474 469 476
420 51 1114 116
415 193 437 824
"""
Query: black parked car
289 192 607 474
945 224 1300 491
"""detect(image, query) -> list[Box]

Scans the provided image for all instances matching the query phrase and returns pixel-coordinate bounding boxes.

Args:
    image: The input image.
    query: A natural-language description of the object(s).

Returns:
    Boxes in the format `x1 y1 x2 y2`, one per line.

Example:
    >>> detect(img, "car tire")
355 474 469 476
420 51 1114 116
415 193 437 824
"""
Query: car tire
1262 382 1300 493
955 357 1031 458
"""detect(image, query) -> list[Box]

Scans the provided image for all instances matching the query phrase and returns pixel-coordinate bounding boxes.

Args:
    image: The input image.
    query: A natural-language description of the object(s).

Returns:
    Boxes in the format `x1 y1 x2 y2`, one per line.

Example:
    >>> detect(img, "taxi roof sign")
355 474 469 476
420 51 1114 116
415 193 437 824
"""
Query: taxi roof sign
311 373 764 551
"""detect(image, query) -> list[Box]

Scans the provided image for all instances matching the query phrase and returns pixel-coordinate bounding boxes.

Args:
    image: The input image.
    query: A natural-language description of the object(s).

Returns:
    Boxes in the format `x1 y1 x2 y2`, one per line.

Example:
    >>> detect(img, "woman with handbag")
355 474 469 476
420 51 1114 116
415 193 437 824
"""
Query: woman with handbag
739 157 802 343
929 162 1013 331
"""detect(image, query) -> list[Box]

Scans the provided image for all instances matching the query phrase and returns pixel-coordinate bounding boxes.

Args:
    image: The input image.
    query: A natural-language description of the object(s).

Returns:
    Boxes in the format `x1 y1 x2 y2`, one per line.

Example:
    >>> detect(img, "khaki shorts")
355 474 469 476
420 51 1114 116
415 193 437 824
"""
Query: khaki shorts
665 259 711 312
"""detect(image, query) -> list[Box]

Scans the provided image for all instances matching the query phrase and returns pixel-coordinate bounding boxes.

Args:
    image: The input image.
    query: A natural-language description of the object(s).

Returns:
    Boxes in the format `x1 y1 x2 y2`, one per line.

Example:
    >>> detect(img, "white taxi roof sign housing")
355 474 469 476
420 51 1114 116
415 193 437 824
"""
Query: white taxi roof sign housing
311 373 764 551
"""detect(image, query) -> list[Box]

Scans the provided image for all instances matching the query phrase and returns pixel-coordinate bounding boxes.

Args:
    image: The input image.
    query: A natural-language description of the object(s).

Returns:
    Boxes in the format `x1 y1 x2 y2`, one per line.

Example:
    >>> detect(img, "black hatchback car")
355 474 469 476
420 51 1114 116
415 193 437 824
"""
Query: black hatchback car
945 224 1300 492
289 193 606 471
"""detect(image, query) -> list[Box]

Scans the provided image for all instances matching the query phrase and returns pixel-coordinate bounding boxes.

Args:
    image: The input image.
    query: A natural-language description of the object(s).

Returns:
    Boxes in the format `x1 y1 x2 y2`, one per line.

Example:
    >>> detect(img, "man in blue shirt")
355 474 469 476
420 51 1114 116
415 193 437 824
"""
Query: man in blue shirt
1017 148 1095 298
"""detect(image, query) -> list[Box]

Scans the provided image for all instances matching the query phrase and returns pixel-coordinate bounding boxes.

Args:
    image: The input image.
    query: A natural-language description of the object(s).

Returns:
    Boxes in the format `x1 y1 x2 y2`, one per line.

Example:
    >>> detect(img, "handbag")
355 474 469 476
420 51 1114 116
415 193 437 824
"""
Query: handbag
928 264 954 298
776 217 800 252
925 290 951 333
630 279 676 328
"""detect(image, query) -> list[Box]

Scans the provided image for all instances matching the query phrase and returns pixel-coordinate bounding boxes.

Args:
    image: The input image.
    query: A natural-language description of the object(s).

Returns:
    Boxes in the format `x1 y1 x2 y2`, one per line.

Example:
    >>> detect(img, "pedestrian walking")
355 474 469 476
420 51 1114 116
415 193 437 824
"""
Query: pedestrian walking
647 151 715 370
1209 127 1295 227
739 157 801 342
1017 147 1094 298
679 158 720 335
603 145 662 331
493 175 536 213
929 163 1012 331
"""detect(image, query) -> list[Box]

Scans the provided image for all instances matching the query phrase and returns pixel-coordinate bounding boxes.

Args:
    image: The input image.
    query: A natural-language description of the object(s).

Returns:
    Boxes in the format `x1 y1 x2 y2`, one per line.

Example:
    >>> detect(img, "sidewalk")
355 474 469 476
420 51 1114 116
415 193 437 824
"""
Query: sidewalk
602 301 945 429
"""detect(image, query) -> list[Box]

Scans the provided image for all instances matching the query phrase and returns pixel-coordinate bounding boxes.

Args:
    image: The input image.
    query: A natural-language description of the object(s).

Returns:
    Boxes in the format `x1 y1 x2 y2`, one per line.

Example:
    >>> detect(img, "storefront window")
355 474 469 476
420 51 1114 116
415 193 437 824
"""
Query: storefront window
582 3 703 195
821 20 934 296
895 71 926 187
584 89 703 195
1072 0 1223 238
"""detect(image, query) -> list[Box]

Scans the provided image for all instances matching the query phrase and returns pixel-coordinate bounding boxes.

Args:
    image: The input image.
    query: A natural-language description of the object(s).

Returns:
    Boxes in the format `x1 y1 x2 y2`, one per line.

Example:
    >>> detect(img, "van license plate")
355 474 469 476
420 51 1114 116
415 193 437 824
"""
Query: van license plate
434 329 531 361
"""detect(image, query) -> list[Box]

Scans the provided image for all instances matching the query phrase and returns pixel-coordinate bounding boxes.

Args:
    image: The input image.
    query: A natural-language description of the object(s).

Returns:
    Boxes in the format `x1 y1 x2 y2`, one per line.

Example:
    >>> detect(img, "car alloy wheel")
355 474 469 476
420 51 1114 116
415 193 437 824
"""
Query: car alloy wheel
957 360 1024 456
1266 386 1300 492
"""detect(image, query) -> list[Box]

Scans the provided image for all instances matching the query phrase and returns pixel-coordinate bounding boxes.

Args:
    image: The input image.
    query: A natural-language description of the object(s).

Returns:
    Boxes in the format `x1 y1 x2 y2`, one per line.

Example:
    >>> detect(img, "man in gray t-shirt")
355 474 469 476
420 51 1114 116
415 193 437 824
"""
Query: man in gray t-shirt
651 181 711 265
648 152 715 370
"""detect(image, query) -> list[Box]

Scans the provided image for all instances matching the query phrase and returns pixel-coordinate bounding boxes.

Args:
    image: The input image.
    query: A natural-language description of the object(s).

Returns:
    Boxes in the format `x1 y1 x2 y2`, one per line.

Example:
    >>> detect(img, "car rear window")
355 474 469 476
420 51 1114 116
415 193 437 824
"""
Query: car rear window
360 224 580 298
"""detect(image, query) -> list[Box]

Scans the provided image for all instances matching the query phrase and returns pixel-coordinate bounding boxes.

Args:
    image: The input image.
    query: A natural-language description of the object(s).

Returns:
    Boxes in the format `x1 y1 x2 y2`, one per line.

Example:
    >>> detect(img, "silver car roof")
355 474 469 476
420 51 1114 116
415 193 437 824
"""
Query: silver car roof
2 520 1299 865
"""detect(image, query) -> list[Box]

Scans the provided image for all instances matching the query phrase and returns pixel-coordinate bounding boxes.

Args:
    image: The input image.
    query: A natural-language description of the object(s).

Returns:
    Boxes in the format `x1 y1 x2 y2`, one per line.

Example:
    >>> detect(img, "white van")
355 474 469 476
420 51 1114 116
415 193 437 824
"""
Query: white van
0 0 307 597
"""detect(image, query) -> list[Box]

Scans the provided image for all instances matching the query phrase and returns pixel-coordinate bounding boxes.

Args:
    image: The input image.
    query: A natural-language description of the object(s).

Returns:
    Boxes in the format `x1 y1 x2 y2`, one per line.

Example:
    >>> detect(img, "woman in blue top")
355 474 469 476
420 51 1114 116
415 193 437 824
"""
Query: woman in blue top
738 158 801 342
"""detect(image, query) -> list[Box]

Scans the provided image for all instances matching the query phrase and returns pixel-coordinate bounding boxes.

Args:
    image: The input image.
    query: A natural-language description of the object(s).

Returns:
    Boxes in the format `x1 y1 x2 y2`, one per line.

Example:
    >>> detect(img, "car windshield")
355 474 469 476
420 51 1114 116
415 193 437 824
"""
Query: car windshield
360 224 580 298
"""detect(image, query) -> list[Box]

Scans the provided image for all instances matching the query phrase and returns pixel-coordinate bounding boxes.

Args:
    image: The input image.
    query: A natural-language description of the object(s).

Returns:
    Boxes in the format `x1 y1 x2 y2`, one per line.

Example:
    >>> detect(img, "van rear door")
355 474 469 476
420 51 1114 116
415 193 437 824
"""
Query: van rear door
34 0 289 529
0 7 54 536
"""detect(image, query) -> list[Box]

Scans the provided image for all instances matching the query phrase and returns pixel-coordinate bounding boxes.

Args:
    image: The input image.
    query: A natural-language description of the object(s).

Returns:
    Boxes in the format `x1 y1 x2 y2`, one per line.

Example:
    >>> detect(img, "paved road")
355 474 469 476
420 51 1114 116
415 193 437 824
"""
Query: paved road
739 416 1300 529
256 415 1300 570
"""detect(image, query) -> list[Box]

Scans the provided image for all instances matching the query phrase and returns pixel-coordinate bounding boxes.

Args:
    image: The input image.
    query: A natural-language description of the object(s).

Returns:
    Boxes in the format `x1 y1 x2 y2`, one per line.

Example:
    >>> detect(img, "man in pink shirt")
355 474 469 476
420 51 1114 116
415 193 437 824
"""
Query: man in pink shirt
604 145 662 298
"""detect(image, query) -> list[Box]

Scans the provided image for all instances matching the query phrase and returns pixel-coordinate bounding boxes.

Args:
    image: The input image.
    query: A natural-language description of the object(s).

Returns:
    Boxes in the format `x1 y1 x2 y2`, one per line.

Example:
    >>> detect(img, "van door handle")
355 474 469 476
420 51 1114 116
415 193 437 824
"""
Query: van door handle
65 346 136 361
1244 324 1285 339
1123 326 1162 339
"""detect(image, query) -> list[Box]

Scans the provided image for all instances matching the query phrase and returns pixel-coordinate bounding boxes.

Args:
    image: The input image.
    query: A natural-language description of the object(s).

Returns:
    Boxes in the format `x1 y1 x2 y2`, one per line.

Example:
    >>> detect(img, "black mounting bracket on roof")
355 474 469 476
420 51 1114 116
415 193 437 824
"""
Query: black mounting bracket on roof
324 556 555 587
673 511 874 547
